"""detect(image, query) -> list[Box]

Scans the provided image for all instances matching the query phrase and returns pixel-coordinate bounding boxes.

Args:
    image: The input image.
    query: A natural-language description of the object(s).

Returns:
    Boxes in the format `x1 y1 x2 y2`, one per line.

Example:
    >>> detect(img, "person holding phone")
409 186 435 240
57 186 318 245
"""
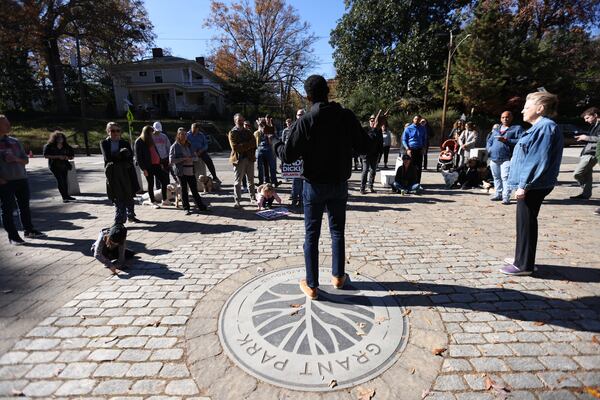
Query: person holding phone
486 111 524 204
571 107 599 200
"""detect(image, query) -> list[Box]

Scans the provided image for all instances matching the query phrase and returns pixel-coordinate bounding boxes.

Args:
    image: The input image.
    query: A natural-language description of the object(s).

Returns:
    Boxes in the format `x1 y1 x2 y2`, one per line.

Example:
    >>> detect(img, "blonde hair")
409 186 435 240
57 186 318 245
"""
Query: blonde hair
526 92 559 117
176 127 188 144
106 122 120 134
139 125 154 146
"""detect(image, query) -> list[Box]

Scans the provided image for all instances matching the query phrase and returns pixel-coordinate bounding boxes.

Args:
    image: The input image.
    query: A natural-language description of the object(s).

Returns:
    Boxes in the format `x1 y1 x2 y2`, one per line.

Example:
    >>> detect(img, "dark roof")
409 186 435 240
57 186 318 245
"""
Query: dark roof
126 56 188 65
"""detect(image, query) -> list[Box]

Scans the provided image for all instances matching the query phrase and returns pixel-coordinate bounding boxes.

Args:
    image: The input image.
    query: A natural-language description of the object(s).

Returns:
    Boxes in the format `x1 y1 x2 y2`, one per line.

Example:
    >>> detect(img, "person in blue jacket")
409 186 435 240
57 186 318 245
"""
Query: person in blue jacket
486 111 524 204
401 115 427 183
500 92 563 276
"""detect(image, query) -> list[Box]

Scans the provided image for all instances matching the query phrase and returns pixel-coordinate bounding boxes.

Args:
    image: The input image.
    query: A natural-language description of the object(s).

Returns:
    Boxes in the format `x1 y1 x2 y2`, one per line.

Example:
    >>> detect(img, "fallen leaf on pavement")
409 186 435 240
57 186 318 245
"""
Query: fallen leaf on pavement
106 336 118 343
256 267 265 273
410 368 415 374
592 335 600 345
290 304 303 308
484 376 494 390
432 347 446 356
402 309 412 316
506 280 517 284
357 322 366 329
357 386 375 400
329 379 337 389
11 389 24 397
421 389 431 399
375 316 389 324
533 321 545 326
584 387 600 398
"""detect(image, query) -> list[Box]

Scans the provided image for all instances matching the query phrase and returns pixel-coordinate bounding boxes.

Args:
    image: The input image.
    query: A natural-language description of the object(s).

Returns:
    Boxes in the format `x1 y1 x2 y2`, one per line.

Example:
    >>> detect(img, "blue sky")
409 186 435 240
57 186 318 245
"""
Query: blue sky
144 0 347 79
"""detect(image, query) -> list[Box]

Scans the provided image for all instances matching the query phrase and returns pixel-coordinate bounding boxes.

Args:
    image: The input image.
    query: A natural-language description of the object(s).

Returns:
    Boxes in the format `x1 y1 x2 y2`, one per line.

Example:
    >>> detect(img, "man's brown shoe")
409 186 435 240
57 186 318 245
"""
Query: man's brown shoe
299 280 318 300
332 273 348 289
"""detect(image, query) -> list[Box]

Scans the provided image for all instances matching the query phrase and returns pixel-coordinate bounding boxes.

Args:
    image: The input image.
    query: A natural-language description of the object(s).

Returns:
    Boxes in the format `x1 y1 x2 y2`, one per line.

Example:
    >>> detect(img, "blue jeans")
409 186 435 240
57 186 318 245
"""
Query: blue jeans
114 199 136 224
490 159 511 200
392 182 422 193
256 148 278 185
303 181 348 288
291 178 304 202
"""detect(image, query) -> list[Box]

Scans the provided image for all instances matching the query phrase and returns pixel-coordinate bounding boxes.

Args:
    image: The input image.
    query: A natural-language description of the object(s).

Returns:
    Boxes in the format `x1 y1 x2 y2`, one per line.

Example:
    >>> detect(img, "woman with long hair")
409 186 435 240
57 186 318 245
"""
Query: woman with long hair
169 128 207 215
135 125 169 206
43 131 75 202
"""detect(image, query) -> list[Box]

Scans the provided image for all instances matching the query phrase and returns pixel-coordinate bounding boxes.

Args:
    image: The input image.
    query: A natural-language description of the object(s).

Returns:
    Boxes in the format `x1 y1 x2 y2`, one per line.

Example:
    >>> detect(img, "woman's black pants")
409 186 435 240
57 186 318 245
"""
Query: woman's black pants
179 174 204 210
51 168 69 200
514 188 552 271
146 164 169 202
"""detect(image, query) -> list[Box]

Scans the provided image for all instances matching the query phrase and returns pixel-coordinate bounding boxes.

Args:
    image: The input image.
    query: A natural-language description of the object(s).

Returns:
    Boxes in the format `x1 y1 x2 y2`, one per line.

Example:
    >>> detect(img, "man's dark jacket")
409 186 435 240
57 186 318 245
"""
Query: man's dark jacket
273 101 368 183
581 121 600 156
100 138 140 200
364 127 384 158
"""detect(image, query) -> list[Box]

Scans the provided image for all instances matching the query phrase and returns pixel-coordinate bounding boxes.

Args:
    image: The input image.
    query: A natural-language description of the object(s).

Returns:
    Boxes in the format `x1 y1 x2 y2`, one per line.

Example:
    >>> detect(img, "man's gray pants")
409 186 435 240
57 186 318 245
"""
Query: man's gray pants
573 154 597 197
233 158 256 203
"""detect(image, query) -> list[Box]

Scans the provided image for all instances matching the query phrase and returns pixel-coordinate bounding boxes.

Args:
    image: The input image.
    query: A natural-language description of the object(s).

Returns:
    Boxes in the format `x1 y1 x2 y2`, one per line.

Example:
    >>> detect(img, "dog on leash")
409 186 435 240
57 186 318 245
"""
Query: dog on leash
141 183 181 207
197 175 221 193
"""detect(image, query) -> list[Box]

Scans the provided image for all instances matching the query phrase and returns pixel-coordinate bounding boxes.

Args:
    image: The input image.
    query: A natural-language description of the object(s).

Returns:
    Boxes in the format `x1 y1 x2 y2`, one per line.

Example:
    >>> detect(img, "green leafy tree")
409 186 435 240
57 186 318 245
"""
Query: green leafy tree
330 0 468 112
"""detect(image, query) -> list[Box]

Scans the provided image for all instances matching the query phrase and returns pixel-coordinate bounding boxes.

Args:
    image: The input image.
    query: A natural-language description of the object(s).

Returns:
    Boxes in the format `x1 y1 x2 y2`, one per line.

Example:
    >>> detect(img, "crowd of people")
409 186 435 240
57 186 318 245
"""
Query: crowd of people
0 75 598 285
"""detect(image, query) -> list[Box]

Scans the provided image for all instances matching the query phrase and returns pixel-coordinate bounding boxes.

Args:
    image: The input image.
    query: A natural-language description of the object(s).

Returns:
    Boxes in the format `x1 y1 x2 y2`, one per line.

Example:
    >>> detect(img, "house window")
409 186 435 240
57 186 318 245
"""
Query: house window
192 71 203 81
139 71 147 77
154 70 163 83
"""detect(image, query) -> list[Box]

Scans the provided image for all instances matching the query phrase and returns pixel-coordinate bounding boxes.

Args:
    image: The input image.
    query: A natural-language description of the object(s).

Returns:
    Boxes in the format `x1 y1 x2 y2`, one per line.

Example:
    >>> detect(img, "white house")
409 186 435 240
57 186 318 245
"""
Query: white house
111 48 226 118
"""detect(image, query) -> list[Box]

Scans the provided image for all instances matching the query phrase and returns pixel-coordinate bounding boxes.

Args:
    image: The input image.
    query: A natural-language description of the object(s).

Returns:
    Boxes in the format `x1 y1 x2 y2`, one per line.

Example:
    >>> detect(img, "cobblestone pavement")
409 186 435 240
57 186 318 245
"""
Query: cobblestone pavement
0 149 599 399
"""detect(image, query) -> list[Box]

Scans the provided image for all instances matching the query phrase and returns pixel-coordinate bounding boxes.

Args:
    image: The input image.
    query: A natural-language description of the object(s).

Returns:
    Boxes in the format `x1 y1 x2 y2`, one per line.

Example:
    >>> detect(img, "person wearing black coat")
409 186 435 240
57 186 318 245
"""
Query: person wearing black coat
135 125 169 205
43 131 75 202
101 122 140 223
360 115 384 194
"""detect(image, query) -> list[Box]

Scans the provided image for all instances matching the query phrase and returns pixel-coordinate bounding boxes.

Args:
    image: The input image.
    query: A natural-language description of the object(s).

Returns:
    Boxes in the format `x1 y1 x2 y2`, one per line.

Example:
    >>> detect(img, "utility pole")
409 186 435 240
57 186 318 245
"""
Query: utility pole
75 32 90 156
441 32 471 139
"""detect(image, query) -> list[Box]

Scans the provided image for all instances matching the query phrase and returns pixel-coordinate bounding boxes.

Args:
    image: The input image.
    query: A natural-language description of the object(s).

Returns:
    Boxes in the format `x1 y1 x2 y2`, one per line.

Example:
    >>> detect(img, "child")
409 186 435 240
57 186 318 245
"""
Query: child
91 223 134 274
256 183 282 210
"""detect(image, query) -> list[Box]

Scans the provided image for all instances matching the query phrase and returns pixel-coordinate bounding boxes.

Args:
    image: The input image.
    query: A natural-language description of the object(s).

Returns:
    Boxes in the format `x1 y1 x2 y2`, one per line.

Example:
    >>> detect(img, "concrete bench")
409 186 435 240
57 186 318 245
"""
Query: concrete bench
380 170 396 187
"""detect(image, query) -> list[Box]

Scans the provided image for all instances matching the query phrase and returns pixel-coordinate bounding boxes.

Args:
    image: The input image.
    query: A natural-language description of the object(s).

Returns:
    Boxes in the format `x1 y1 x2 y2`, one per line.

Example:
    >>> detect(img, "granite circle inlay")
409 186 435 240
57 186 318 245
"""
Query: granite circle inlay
218 267 409 391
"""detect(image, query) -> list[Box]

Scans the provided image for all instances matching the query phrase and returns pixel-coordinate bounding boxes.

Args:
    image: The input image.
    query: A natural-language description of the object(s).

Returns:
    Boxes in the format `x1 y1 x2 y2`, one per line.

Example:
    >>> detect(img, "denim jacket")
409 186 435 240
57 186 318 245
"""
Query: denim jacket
508 117 563 190
486 125 524 162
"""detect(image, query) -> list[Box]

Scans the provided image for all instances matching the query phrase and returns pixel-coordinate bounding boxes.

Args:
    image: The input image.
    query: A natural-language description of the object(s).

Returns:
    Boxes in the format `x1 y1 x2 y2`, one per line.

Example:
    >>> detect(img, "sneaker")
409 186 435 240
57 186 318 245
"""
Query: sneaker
299 280 318 300
127 217 142 223
332 273 348 289
24 230 45 239
502 199 511 205
595 208 600 216
9 236 25 245
162 200 172 206
250 198 257 205
233 202 242 209
490 196 502 201
503 258 538 271
62 199 70 203
369 187 376 193
499 264 532 276
197 203 208 212
185 209 193 216
66 196 77 201
400 190 407 195
360 188 367 194
152 203 160 209
213 177 222 184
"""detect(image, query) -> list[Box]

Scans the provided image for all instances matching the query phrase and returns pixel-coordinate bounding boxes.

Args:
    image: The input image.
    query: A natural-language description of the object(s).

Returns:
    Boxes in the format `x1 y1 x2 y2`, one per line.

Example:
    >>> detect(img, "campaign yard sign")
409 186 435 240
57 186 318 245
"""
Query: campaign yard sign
282 160 303 179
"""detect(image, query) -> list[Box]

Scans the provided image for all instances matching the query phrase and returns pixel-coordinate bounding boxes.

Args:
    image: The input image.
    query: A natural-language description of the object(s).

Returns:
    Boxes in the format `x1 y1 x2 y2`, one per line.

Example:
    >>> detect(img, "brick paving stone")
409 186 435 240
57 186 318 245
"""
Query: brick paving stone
0 364 33 379
126 362 163 377
92 379 133 395
537 371 582 388
56 350 90 362
116 336 149 348
55 378 97 395
150 348 184 361
469 357 509 372
88 349 121 361
164 379 199 395
537 390 578 400
0 351 28 365
505 357 545 371
25 363 65 378
573 355 600 369
433 375 467 391
449 344 481 357
146 337 178 349
454 393 494 400
130 379 167 394
93 362 130 377
478 343 513 356
22 380 62 397
159 363 190 378
508 343 548 356
22 350 59 363
501 373 544 389
442 359 473 372
538 356 579 371
58 361 98 378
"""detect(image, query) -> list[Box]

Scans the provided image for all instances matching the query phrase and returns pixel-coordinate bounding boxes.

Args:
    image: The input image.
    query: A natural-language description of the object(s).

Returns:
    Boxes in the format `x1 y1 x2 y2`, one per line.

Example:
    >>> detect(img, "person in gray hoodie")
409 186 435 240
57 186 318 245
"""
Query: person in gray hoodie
571 107 599 199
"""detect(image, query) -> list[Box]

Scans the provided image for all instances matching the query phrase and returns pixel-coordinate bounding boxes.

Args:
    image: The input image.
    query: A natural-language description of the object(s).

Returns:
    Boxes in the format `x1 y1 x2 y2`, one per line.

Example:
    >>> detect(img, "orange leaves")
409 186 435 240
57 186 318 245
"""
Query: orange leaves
432 347 447 356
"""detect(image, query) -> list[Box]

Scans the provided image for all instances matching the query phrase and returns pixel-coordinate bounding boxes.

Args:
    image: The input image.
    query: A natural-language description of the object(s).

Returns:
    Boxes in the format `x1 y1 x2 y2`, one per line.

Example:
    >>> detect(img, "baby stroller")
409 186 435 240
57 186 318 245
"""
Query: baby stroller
436 139 459 171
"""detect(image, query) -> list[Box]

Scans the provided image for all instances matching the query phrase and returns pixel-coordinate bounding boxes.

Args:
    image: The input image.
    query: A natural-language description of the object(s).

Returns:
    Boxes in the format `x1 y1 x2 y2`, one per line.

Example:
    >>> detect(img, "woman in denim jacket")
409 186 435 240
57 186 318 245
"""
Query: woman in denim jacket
500 92 563 276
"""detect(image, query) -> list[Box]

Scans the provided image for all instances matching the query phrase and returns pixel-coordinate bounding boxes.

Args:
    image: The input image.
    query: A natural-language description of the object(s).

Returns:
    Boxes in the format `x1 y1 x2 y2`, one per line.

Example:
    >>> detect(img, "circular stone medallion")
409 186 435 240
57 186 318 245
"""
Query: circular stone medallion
218 267 409 391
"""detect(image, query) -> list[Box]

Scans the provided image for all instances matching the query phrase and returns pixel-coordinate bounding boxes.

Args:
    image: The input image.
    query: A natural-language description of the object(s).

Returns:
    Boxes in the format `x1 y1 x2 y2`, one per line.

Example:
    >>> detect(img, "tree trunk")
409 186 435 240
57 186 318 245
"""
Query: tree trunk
43 37 69 114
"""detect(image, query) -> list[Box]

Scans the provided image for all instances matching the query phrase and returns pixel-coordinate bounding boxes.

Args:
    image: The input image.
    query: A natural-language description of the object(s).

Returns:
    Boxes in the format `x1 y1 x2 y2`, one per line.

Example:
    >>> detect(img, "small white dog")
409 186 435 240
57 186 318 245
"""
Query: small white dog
141 183 180 207
197 175 214 193
441 169 459 188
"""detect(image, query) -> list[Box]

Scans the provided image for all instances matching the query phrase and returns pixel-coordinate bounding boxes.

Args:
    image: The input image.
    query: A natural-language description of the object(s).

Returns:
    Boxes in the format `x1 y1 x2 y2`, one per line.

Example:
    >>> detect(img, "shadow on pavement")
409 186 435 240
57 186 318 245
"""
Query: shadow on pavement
22 236 171 257
136 219 258 234
328 280 600 333
534 264 600 283
117 260 184 280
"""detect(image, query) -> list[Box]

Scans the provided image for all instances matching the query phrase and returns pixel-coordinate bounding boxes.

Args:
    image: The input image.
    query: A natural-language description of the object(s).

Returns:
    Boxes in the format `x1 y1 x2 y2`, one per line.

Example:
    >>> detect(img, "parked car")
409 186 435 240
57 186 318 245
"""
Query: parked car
558 124 588 147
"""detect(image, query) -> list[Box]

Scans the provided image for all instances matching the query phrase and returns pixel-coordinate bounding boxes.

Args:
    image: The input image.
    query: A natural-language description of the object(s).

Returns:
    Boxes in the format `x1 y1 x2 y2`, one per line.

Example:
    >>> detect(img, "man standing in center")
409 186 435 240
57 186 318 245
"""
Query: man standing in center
273 75 368 300
187 123 221 184
402 115 427 184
